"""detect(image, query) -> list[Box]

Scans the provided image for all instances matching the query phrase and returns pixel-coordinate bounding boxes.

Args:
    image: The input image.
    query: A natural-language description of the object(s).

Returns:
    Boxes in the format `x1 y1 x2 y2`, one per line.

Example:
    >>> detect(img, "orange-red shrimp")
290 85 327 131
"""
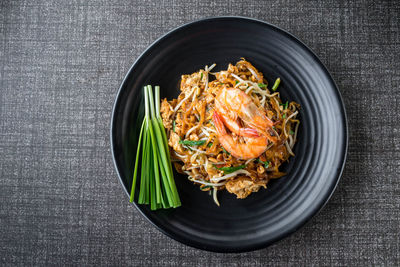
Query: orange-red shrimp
213 111 269 160
215 87 277 143
214 99 260 138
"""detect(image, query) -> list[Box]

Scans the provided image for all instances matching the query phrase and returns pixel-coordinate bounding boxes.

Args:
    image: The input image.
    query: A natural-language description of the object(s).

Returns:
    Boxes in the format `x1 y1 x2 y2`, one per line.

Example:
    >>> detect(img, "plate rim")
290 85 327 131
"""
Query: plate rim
110 16 349 253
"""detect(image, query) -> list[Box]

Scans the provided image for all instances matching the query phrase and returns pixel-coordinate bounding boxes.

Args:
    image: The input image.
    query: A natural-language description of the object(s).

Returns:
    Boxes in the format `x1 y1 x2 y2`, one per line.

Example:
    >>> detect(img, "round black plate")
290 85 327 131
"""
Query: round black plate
110 17 348 253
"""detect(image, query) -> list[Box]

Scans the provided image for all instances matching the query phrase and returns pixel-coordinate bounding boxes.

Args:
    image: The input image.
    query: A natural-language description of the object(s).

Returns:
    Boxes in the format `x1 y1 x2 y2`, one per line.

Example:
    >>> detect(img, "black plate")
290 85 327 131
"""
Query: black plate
110 17 348 253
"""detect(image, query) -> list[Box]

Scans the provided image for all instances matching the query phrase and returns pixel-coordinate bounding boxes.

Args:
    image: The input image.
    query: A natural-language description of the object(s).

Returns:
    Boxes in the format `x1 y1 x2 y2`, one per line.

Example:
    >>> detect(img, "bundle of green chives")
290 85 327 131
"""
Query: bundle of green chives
130 85 181 210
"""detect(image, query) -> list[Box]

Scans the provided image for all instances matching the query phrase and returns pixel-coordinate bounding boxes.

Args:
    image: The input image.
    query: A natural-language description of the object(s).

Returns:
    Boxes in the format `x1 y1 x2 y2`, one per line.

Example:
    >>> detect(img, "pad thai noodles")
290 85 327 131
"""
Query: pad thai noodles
160 59 300 206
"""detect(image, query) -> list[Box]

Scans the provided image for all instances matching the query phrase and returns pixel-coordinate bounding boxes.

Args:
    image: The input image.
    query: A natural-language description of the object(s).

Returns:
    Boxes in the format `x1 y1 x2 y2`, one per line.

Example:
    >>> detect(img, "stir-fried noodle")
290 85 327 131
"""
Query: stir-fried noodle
160 59 300 205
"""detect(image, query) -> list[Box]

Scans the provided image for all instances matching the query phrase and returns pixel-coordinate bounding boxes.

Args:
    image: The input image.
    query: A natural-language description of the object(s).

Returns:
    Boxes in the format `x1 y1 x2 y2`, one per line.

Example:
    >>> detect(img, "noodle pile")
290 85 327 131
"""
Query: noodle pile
160 59 300 205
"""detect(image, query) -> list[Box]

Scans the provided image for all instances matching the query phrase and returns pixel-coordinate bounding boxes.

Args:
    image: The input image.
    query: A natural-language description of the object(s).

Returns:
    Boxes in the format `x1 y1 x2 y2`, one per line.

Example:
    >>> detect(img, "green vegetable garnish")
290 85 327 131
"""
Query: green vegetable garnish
215 164 246 174
200 72 203 81
281 101 288 110
207 142 213 147
289 130 295 135
200 185 212 191
179 140 206 146
235 80 239 85
172 120 176 132
258 83 267 88
282 114 286 119
258 159 270 168
272 78 280 91
221 147 230 155
130 85 181 210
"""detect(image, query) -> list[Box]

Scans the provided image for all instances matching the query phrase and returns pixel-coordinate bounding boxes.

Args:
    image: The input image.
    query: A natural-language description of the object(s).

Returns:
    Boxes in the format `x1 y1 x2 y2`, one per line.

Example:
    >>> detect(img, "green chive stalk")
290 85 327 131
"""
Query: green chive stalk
130 85 181 209
155 86 181 207
138 125 148 204
272 78 281 91
146 86 173 206
130 119 145 202
145 86 162 204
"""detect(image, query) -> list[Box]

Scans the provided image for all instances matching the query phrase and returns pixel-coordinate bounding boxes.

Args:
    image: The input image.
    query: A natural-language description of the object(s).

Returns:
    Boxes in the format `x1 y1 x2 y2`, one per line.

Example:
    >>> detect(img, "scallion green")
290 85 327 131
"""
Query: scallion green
179 140 206 146
272 78 280 91
130 85 181 209
281 101 288 110
258 83 267 88
258 159 270 168
215 164 246 174
222 147 230 155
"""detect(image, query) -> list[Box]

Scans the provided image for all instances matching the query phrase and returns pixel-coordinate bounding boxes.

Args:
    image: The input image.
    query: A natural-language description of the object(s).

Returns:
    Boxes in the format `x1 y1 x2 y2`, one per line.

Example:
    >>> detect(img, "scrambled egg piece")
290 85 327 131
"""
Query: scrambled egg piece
160 99 174 130
168 131 184 154
225 176 266 199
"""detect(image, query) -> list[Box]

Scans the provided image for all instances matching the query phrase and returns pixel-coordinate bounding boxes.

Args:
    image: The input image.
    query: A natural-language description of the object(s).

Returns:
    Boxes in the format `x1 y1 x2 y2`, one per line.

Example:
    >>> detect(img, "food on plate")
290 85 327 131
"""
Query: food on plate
161 59 300 205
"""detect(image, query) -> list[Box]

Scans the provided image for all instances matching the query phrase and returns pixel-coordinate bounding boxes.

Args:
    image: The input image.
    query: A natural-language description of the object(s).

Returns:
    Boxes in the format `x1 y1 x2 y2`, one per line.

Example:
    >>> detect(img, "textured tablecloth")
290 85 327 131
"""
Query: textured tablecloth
1 0 399 266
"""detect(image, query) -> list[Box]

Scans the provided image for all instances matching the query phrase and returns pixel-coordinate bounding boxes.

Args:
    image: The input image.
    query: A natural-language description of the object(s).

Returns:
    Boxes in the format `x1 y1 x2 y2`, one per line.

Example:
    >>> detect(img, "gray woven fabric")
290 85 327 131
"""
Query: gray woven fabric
1 0 399 266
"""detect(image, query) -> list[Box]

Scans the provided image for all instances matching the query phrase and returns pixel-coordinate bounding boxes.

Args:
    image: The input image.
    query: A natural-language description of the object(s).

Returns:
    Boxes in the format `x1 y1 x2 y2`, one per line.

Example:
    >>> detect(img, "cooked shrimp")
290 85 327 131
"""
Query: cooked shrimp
215 99 259 137
213 111 269 160
215 87 277 143
220 115 260 137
